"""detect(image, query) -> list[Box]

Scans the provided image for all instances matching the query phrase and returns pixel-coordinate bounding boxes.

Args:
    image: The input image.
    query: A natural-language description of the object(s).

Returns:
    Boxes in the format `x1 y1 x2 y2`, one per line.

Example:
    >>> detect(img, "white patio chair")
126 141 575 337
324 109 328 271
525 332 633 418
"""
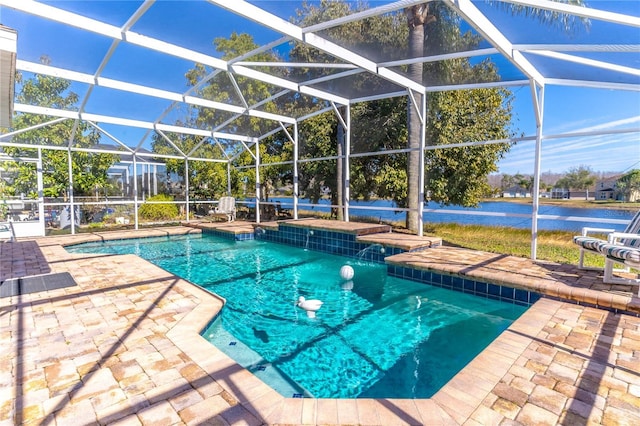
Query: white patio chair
573 210 640 295
214 196 236 222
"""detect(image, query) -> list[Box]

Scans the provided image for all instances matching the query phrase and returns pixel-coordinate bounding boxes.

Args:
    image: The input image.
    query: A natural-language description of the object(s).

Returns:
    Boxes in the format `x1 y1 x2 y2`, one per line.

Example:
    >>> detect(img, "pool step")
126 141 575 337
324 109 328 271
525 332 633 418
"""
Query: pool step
185 221 255 240
275 218 441 252
187 219 442 255
279 218 392 236
357 232 441 252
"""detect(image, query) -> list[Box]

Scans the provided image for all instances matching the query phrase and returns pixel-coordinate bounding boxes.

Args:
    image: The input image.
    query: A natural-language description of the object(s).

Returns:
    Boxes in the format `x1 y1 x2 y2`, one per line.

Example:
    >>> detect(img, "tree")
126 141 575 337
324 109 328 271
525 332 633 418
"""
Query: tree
288 0 406 219
510 173 534 192
163 1 564 229
405 0 583 231
5 66 117 200
500 174 515 192
152 33 289 204
152 132 227 201
615 169 640 202
289 1 514 230
352 3 514 226
210 32 290 199
405 4 435 231
557 165 596 199
423 87 513 205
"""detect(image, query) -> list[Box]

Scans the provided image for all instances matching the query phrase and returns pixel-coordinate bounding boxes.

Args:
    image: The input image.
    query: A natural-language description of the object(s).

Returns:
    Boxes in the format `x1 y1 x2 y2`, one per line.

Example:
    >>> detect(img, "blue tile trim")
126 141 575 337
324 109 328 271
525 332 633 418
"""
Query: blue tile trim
387 265 539 306
386 265 639 316
202 228 254 241
254 224 393 263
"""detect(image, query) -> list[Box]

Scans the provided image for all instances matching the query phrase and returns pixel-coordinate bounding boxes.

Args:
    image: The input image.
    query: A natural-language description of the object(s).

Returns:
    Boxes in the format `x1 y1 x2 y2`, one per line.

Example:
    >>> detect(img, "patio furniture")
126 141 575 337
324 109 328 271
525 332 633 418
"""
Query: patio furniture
573 210 640 294
0 222 13 242
213 196 236 222
276 201 292 218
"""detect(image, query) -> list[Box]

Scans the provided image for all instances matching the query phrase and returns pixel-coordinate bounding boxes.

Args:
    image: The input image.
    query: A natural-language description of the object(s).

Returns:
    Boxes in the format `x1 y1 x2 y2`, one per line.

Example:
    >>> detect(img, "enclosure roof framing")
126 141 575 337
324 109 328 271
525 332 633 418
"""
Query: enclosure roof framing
0 25 16 128
0 0 637 162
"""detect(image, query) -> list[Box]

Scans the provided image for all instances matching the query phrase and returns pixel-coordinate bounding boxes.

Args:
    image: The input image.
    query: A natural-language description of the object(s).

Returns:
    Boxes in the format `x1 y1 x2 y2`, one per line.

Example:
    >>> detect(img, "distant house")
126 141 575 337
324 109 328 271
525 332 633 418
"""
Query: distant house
551 187 593 200
502 186 531 198
595 177 618 200
596 175 640 202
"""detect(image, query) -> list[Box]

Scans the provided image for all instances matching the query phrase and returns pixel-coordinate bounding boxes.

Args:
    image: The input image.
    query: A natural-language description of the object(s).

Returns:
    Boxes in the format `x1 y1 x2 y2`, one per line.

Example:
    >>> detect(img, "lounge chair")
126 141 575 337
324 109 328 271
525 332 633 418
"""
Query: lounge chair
573 210 640 294
214 196 236 222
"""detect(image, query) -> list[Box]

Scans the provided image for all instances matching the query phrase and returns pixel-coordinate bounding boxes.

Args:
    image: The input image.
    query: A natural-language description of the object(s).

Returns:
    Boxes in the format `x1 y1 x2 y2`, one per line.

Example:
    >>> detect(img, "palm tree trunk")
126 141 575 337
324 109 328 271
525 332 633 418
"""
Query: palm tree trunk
406 5 428 233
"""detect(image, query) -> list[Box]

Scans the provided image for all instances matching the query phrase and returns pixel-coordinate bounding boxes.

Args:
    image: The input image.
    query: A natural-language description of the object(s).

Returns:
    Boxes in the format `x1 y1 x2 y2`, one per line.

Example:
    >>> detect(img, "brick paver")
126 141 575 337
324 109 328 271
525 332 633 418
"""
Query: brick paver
1 224 639 425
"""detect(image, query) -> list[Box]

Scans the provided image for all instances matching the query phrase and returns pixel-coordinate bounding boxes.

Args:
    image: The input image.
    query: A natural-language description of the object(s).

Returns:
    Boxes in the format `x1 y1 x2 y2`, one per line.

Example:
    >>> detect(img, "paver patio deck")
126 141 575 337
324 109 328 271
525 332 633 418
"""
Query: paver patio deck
1 222 639 425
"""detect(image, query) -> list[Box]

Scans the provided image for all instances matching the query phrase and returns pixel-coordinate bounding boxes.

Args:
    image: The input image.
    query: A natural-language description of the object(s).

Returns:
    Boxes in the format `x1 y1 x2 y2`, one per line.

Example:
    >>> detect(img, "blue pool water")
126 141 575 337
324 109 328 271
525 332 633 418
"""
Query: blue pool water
66 234 529 399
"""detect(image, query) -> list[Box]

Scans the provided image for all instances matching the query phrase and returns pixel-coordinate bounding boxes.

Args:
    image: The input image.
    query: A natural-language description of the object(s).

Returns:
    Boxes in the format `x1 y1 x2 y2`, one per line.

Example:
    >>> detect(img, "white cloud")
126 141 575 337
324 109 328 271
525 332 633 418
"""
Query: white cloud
545 114 640 135
498 130 639 175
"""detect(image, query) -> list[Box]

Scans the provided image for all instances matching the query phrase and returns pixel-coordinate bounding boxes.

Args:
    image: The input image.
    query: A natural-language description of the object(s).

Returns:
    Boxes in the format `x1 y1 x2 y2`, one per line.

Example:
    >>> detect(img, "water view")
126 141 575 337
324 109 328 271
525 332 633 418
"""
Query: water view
252 198 635 232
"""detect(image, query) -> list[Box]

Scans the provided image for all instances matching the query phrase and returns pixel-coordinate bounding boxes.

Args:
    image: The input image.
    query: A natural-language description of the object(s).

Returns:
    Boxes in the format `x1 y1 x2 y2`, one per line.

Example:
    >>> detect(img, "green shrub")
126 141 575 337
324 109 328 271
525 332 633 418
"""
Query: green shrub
139 195 180 221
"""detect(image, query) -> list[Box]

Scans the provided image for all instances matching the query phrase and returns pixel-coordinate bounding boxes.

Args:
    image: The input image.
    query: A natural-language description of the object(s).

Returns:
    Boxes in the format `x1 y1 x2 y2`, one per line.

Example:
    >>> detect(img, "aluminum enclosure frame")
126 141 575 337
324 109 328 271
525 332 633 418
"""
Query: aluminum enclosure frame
0 0 638 258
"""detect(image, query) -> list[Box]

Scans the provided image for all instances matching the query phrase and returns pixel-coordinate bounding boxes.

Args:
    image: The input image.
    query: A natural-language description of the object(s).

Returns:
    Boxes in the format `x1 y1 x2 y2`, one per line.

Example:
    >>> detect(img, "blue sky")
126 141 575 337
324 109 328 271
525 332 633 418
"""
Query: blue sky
501 85 640 176
3 0 639 176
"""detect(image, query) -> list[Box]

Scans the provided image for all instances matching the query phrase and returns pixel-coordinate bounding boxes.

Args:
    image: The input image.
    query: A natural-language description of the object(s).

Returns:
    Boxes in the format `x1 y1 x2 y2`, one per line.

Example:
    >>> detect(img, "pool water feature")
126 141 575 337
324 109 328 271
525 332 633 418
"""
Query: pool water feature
66 233 529 399
355 243 385 261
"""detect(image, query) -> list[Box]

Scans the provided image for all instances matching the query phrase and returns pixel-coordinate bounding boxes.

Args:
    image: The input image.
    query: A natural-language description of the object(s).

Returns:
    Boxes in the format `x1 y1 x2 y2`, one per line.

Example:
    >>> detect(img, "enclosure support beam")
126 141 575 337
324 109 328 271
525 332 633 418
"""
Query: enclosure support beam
333 102 350 222
141 163 145 200
153 164 158 196
408 89 426 236
418 91 426 236
125 167 130 200
185 159 190 222
67 147 76 235
293 122 299 220
530 81 545 260
344 105 351 222
255 141 261 223
142 164 147 199
0 117 68 141
448 0 544 87
37 148 45 236
133 156 139 230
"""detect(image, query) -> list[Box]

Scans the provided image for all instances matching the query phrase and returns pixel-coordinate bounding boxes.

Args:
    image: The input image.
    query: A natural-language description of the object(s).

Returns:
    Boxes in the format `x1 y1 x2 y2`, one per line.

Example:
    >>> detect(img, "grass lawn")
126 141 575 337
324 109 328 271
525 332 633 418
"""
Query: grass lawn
423 223 606 267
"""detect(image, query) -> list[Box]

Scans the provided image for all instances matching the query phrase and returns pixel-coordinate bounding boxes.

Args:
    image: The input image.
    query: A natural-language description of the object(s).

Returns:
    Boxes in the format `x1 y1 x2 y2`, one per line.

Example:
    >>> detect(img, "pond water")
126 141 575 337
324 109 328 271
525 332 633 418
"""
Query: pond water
249 197 635 232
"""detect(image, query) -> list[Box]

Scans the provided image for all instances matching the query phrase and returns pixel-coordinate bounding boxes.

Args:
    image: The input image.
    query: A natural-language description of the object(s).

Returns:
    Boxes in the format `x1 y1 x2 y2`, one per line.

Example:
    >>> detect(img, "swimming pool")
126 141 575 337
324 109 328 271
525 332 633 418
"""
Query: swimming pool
66 233 529 399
